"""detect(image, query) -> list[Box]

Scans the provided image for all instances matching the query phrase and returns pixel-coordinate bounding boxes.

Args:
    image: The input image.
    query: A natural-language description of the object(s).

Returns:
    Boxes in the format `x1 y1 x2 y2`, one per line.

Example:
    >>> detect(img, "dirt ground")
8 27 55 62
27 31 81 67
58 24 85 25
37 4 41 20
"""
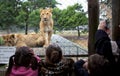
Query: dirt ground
61 35 88 50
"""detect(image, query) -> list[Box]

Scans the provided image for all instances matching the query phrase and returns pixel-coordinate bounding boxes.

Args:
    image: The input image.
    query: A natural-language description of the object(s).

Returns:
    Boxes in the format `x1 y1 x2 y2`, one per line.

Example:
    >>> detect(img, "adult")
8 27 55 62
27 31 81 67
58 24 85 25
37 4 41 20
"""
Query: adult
95 20 120 75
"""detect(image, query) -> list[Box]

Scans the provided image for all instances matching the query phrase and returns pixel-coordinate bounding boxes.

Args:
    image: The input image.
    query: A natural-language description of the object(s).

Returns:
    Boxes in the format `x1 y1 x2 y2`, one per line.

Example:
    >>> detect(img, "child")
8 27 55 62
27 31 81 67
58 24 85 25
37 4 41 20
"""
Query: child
38 43 75 76
5 46 40 76
74 54 110 76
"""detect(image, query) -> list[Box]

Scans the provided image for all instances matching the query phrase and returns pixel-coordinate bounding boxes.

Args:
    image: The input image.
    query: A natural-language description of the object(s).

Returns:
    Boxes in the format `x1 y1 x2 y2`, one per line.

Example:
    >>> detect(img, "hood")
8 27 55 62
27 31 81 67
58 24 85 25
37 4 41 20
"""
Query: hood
10 66 38 76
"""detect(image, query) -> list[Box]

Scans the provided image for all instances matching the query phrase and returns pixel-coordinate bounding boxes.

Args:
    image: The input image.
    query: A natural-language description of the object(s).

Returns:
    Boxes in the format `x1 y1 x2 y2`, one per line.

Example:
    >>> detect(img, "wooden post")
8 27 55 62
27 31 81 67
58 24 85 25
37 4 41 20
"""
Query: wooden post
112 0 120 40
88 0 99 55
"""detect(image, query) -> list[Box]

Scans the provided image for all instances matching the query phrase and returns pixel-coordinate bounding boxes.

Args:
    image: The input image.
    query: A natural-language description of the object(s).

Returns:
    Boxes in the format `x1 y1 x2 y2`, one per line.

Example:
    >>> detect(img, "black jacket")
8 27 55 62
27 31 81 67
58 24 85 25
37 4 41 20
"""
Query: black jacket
95 30 120 75
95 30 115 64
74 59 89 76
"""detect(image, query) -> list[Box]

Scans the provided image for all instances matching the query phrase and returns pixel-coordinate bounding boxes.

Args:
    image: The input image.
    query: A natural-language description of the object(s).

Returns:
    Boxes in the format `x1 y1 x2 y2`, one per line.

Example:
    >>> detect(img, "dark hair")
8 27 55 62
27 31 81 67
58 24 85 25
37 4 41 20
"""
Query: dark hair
45 43 62 63
88 54 109 76
5 46 38 76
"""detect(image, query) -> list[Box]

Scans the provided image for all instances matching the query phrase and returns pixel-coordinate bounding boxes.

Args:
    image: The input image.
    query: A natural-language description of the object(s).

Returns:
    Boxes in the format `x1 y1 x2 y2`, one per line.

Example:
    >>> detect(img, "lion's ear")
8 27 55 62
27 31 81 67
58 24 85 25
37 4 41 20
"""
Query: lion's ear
49 8 53 12
10 34 15 39
2 35 7 39
40 8 43 13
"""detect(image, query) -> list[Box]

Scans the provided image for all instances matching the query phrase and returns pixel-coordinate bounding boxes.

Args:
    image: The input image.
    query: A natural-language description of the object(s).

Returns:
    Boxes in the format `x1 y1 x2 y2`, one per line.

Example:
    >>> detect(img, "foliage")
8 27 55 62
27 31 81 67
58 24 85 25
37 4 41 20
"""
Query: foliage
0 0 87 34
52 8 62 31
54 3 88 30
0 0 58 32
28 0 58 9
0 0 21 30
28 9 40 32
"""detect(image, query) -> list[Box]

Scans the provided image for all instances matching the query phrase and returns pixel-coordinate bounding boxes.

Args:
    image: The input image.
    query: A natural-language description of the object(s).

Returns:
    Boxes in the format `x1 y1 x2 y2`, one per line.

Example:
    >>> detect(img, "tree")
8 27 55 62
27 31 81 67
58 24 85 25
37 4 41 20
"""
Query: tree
55 3 87 36
52 8 62 32
28 0 58 8
16 0 58 34
0 0 58 34
0 0 21 33
88 0 99 55
28 9 40 32
19 1 31 34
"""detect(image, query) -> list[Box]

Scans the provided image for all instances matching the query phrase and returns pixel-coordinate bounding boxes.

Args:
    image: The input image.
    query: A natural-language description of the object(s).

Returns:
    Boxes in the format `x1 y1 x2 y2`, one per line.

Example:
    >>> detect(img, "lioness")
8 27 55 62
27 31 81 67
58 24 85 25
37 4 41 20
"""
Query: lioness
40 8 53 47
15 33 45 47
1 33 45 47
1 34 17 46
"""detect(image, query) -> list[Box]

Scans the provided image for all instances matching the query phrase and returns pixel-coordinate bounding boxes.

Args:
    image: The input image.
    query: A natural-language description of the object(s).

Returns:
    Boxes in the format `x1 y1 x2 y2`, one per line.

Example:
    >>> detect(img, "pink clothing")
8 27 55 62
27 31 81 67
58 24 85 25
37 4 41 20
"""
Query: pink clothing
10 66 38 76
35 55 41 62
9 56 40 76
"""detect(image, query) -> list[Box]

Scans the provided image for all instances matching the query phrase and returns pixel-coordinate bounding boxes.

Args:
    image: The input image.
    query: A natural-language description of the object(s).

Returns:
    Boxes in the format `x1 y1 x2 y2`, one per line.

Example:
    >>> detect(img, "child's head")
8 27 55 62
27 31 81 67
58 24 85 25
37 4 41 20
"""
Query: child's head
45 43 62 63
88 54 109 76
6 46 38 76
8 46 38 70
14 46 34 67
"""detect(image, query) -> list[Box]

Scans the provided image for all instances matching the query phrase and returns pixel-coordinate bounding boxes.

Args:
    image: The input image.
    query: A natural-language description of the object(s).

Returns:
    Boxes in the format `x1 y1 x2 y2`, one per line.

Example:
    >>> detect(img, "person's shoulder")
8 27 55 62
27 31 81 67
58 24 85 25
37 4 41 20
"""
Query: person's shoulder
62 58 75 68
34 55 41 62
38 59 45 67
62 58 75 75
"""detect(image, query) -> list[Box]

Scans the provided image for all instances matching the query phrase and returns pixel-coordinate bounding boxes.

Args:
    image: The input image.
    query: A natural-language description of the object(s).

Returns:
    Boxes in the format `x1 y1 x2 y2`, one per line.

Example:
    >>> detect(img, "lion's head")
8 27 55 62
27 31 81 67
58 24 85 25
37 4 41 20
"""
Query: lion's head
40 8 53 23
2 34 17 46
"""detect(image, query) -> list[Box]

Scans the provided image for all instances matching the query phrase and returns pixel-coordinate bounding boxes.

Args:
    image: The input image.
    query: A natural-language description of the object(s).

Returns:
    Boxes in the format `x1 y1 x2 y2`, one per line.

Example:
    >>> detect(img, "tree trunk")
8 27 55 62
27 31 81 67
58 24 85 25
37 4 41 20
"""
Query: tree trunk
88 0 99 55
77 26 80 37
25 22 28 35
112 0 120 40
6 26 10 34
25 12 29 35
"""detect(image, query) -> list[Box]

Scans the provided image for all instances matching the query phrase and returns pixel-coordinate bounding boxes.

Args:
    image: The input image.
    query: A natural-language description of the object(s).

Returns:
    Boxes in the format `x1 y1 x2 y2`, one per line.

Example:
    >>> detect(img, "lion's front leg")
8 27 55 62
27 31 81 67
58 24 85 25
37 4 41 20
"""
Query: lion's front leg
48 31 52 44
43 32 49 47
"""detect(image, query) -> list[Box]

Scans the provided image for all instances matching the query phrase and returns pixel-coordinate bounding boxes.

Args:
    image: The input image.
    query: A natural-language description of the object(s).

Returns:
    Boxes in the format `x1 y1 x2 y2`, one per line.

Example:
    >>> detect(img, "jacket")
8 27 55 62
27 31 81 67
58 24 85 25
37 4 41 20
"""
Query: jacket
38 58 74 76
9 66 38 76
95 29 120 76
74 59 89 76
